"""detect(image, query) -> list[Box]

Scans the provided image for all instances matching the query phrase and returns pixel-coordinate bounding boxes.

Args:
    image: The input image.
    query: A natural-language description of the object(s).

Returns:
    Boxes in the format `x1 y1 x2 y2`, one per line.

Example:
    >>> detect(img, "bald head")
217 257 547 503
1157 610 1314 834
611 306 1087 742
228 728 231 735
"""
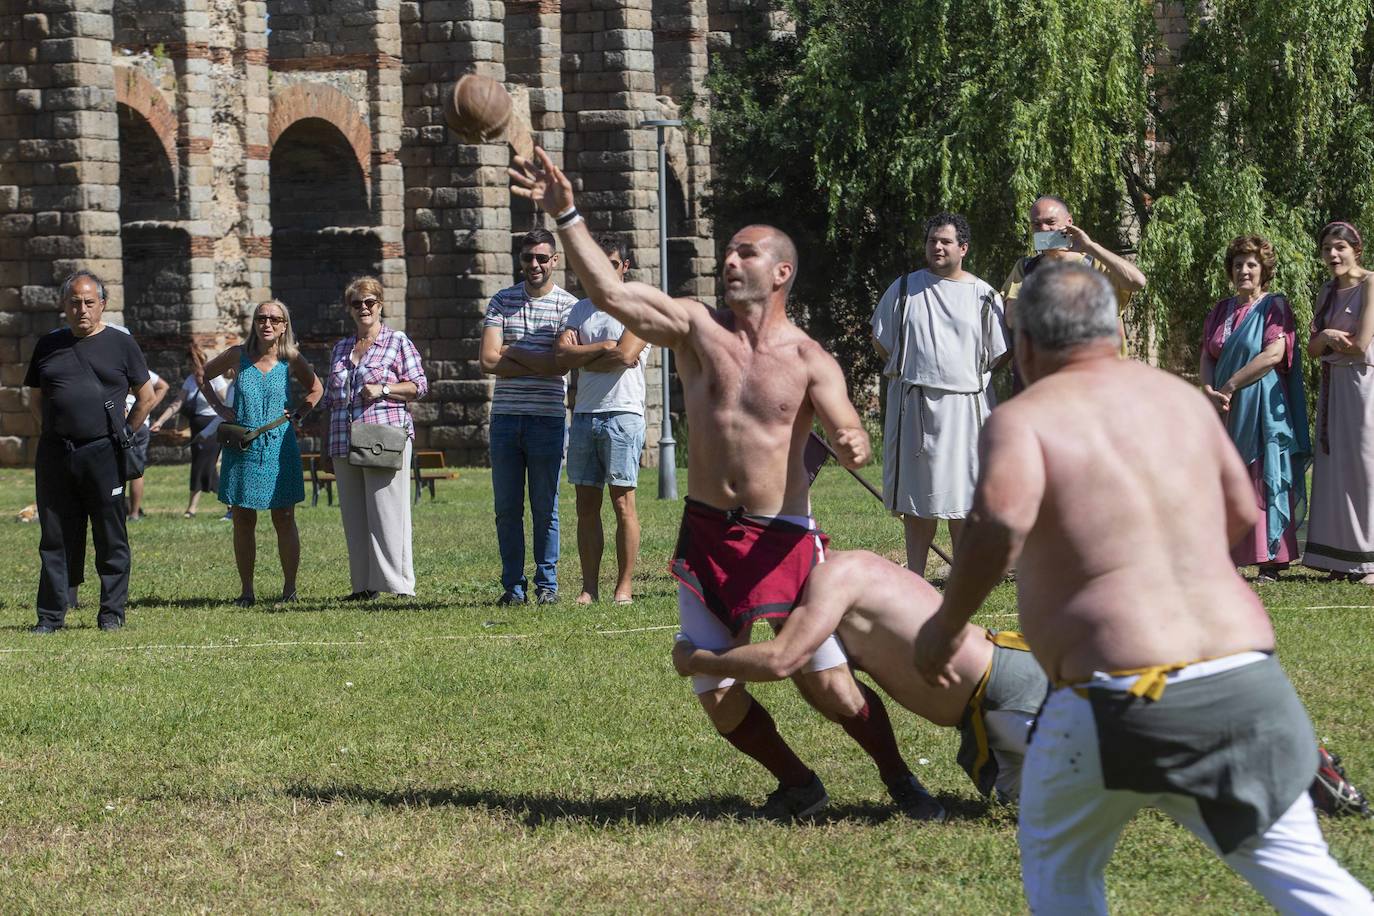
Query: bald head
723 225 800 303
1029 196 1072 232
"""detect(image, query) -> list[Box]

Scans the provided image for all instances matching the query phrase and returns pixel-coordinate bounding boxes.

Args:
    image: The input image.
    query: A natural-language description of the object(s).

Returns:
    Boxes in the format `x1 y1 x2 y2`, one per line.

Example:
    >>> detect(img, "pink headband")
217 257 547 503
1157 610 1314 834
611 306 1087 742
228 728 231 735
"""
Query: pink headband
1321 220 1363 248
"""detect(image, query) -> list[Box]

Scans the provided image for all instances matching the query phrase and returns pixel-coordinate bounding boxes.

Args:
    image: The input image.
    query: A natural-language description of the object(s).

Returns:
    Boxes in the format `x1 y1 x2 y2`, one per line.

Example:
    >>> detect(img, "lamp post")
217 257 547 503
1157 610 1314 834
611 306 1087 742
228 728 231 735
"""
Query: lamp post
642 118 682 499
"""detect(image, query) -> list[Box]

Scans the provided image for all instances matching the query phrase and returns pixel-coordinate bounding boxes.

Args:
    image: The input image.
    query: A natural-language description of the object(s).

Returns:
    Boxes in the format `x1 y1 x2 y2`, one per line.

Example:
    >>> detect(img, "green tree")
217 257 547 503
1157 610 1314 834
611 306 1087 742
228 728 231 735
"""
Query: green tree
1138 0 1374 375
702 0 1154 391
702 0 1374 398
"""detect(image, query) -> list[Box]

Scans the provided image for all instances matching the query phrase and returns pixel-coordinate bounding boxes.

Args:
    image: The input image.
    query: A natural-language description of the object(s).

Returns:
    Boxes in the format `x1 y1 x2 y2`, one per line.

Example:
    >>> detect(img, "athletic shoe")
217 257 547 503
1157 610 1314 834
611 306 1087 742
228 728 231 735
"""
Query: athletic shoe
887 773 948 822
342 590 377 602
98 620 123 632
758 774 829 822
497 590 527 606
1311 745 1373 818
29 624 59 635
535 587 558 606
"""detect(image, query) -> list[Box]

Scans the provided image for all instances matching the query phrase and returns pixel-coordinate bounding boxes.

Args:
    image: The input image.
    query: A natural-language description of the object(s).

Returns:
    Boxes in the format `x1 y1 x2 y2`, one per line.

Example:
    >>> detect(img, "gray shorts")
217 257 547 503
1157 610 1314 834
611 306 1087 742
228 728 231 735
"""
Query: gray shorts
957 640 1049 801
567 411 645 488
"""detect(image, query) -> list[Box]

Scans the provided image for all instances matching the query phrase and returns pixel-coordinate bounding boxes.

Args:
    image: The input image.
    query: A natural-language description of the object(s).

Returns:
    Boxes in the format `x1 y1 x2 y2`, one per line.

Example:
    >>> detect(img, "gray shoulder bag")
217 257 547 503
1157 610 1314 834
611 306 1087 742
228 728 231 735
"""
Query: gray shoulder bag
347 364 406 470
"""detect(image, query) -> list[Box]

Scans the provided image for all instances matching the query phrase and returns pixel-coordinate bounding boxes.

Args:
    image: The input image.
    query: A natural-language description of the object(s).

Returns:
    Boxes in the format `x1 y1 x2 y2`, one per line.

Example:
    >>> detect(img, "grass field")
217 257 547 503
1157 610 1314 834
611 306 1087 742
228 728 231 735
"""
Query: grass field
0 463 1369 913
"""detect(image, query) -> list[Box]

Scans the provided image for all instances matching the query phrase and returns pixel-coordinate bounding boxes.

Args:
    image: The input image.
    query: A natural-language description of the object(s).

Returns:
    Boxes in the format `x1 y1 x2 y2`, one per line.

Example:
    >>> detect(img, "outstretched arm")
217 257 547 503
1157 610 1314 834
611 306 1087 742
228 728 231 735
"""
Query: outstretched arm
807 346 870 469
511 147 700 349
673 589 847 682
915 409 1044 687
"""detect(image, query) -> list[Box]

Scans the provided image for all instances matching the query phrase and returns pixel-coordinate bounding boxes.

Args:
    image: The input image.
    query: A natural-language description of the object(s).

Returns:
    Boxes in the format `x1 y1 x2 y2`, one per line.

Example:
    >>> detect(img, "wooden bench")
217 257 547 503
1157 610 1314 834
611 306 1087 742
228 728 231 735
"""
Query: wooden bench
302 453 336 506
413 450 458 503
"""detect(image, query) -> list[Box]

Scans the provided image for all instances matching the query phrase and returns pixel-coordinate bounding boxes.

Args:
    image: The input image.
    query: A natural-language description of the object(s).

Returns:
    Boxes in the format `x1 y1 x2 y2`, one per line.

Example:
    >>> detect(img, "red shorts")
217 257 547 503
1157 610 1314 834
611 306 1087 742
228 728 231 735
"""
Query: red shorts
669 498 829 637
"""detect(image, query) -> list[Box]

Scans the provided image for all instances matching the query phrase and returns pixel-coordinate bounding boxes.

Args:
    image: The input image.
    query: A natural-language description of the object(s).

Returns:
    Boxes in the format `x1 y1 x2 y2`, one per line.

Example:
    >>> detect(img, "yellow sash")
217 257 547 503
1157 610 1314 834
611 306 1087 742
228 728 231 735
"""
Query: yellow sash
963 630 1032 788
1055 655 1216 702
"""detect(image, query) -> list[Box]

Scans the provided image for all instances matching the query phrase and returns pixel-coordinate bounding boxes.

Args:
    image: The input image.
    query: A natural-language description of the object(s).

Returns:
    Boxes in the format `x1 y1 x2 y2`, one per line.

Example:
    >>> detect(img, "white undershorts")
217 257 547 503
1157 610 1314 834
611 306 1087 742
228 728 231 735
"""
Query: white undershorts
677 511 847 694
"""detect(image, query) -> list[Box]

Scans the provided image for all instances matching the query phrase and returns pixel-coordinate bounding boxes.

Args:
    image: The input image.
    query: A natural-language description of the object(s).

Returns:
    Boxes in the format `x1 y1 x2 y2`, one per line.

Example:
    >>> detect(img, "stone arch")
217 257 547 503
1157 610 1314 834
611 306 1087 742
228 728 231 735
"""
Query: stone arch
268 83 372 186
113 64 178 182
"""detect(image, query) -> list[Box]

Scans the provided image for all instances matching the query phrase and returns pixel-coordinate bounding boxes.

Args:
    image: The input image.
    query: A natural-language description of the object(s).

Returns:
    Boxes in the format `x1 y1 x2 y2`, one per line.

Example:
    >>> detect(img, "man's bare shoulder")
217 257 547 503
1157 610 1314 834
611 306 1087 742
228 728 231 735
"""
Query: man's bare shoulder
1020 358 1212 424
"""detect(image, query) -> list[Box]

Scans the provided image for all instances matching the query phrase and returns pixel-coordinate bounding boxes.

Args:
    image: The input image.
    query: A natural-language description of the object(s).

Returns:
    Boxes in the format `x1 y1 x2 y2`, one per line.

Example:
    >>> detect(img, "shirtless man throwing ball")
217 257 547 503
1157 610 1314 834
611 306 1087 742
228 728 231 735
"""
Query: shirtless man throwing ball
512 148 939 821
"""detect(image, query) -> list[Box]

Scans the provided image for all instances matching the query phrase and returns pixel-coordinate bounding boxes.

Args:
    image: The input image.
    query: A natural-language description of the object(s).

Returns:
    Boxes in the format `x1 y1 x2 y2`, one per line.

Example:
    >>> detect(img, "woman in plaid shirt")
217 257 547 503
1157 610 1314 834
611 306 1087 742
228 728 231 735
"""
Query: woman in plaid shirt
323 277 429 600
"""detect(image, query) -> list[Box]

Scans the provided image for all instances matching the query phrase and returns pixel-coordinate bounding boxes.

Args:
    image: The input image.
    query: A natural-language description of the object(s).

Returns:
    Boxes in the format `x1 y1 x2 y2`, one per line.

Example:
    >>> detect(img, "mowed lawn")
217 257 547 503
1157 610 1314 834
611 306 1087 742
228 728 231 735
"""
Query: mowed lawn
0 463 1369 913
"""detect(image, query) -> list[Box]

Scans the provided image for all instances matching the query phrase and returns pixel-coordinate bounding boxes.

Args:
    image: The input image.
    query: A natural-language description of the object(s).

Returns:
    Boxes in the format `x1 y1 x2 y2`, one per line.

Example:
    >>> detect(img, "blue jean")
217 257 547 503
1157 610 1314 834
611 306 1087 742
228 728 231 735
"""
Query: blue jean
490 413 565 596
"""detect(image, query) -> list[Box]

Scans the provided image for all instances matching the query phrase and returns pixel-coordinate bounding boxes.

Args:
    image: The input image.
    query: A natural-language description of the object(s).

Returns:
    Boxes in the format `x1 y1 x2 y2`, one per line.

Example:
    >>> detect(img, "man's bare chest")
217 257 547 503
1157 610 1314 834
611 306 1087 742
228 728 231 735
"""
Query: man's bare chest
687 349 808 422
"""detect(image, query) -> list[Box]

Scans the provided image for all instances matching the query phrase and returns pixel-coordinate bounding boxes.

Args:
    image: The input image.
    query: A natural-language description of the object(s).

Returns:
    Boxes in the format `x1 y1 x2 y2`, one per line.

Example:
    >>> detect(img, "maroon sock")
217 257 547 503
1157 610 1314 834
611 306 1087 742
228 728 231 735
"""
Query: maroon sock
838 681 912 785
722 699 814 788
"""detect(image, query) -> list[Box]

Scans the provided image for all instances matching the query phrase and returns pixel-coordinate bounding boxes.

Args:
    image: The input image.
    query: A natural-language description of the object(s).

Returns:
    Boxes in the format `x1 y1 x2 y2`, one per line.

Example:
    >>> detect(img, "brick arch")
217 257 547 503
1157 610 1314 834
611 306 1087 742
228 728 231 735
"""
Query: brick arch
269 83 372 183
113 64 178 180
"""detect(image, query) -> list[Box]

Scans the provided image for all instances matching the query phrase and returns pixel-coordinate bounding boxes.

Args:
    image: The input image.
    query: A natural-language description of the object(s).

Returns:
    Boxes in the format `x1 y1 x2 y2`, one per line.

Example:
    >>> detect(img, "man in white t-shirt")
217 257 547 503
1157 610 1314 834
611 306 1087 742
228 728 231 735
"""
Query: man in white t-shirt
555 234 649 604
108 324 168 520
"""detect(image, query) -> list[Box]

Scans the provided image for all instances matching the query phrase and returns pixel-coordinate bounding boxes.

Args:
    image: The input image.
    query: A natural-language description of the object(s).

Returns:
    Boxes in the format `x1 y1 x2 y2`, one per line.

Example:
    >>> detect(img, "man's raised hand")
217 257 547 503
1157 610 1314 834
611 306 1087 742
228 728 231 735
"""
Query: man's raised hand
509 146 575 215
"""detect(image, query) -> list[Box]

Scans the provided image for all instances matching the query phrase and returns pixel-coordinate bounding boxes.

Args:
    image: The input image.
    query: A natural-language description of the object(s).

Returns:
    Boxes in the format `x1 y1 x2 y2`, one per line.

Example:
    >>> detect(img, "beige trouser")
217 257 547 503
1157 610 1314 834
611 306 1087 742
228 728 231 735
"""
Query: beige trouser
333 440 415 595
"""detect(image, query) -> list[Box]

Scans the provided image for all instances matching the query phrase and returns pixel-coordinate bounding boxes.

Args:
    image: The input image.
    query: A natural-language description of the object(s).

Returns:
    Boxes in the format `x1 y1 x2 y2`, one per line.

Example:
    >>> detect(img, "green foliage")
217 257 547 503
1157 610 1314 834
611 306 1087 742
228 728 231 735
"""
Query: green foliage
1137 0 1374 376
704 0 1374 398
703 0 1153 389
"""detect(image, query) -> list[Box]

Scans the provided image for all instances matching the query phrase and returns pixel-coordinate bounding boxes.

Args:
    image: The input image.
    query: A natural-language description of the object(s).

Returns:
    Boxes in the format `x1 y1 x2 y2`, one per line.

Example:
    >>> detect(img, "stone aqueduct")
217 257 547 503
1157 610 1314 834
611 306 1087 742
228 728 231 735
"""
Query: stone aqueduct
0 0 786 465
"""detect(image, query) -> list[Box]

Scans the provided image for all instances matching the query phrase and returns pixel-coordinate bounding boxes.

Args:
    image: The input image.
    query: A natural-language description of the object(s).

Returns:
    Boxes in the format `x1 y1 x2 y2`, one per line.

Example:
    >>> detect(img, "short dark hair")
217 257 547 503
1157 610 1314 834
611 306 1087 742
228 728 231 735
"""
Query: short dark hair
594 233 630 262
923 212 971 247
1224 235 1277 287
520 227 557 252
60 269 107 303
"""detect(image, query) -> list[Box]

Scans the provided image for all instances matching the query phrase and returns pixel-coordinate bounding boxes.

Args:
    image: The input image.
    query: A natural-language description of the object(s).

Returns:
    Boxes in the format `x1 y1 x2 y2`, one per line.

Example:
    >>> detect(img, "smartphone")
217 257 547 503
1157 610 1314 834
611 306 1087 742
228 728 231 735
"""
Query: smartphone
1033 230 1070 252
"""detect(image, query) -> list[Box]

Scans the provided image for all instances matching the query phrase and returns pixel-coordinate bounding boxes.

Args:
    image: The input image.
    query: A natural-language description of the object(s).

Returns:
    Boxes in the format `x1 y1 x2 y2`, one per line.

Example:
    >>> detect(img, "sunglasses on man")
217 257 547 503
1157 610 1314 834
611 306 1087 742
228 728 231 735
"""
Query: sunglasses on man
520 252 554 265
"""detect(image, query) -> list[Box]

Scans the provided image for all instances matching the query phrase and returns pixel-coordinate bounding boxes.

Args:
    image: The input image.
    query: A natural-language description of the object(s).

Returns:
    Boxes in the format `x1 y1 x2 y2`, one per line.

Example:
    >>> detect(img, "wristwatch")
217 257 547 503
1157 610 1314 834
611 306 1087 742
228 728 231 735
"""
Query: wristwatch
381 383 392 399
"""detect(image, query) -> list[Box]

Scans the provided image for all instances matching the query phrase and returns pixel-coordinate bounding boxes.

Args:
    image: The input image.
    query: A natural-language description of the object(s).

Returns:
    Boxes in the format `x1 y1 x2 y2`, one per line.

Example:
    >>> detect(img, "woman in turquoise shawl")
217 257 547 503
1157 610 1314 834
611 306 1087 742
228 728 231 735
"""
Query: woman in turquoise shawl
1200 236 1311 581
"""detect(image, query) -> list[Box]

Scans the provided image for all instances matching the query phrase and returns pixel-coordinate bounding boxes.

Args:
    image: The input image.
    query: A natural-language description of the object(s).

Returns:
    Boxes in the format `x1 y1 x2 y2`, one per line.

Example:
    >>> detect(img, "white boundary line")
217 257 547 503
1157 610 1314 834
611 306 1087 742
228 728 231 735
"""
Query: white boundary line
595 624 679 635
0 605 1363 658
0 632 530 656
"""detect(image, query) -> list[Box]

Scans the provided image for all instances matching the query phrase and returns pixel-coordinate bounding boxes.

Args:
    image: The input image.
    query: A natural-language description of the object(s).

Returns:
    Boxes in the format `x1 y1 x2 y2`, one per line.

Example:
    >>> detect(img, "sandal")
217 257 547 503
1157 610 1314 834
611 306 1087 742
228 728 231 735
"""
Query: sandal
183 511 196 519
276 591 299 605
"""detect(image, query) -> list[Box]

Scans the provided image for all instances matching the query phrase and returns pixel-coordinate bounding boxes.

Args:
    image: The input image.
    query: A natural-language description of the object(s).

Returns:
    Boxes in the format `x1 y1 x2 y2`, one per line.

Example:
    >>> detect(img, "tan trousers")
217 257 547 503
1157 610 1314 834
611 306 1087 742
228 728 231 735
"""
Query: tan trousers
334 440 415 595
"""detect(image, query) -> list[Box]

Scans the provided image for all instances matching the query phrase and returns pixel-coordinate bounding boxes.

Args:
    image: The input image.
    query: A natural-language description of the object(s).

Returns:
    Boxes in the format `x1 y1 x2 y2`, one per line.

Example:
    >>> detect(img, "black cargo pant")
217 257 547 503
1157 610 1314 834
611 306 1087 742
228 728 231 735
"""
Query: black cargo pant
35 435 130 628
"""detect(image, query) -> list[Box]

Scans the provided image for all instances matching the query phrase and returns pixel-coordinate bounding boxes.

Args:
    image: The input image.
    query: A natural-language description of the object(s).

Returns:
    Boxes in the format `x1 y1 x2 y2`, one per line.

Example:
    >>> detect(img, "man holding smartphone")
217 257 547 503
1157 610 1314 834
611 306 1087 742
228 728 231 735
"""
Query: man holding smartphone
1000 195 1146 392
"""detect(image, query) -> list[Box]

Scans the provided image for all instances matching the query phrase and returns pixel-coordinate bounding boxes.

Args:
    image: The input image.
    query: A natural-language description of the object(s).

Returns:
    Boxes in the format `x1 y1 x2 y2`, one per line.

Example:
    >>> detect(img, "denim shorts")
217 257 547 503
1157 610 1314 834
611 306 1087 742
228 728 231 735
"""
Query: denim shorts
567 411 645 487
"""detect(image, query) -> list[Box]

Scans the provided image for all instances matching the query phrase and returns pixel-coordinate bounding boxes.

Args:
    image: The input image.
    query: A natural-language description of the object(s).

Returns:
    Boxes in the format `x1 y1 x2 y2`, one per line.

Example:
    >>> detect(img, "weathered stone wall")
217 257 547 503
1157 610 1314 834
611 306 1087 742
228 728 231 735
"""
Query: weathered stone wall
0 0 776 467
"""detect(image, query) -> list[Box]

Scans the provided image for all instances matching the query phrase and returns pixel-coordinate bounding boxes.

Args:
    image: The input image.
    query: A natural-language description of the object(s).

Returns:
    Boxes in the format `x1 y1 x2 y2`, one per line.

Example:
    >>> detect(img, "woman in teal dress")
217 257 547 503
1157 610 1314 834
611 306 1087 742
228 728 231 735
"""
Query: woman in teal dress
202 300 322 606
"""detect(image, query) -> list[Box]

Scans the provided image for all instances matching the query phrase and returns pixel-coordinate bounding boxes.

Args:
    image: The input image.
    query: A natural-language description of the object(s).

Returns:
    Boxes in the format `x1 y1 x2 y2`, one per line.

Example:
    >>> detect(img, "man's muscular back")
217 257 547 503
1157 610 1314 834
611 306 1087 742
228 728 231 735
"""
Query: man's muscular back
676 308 834 516
1003 358 1273 683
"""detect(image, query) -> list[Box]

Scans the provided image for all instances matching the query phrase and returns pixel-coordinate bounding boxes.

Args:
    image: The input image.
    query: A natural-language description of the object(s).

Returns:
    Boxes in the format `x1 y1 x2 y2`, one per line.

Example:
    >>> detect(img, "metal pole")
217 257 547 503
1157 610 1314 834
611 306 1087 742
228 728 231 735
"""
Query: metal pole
643 119 682 499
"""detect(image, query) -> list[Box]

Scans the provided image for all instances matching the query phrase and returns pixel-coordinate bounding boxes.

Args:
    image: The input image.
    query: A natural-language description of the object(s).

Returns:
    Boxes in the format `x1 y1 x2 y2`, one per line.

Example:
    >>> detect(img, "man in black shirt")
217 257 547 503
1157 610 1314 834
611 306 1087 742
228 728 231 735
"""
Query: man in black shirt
24 271 156 632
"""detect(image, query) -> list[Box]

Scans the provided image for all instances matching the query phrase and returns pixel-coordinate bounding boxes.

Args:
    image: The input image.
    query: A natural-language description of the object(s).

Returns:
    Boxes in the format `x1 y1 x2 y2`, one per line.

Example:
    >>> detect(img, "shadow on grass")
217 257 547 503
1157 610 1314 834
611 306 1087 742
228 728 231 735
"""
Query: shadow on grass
287 783 990 827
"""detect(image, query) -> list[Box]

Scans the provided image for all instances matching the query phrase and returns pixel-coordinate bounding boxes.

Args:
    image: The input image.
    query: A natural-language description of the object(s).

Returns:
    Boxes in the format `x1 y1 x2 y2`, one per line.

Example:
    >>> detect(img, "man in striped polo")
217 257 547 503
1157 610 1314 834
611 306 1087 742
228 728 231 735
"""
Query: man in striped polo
479 228 578 605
